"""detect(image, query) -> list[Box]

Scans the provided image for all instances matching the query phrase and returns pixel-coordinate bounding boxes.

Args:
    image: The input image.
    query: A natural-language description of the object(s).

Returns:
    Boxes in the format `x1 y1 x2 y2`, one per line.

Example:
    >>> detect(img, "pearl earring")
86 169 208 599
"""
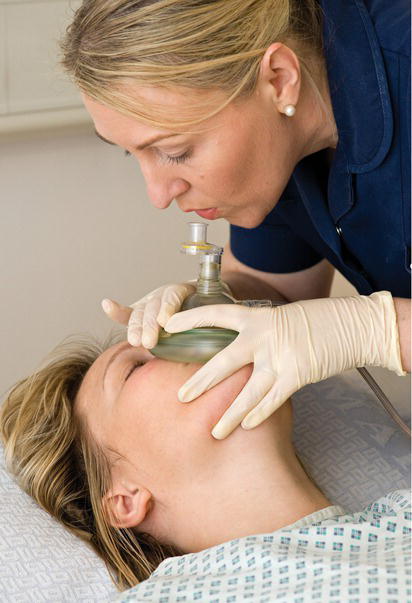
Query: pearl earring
283 104 296 117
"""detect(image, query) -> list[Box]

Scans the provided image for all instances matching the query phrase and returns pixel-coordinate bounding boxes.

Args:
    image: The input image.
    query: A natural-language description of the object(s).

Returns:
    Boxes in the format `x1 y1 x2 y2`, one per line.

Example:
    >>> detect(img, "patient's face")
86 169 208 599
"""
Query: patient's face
75 342 253 489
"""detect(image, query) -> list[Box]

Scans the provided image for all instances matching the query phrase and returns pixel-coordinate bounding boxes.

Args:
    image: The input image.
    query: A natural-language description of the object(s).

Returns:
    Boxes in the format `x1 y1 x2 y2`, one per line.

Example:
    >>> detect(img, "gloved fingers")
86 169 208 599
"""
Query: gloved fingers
141 296 163 349
101 298 133 325
157 283 195 327
165 304 251 333
127 303 146 346
241 381 296 430
177 340 248 403
211 369 275 440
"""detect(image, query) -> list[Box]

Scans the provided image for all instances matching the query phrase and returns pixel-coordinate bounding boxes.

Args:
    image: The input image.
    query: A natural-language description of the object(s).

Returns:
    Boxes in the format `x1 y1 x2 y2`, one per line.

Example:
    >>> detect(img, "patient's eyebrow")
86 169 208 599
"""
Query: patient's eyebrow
102 343 130 391
95 129 116 145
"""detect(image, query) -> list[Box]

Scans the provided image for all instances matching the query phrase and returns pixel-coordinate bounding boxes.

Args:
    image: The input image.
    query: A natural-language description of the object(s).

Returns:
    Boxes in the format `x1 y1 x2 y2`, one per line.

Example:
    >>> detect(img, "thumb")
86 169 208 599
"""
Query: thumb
165 304 247 333
157 283 195 327
101 298 133 325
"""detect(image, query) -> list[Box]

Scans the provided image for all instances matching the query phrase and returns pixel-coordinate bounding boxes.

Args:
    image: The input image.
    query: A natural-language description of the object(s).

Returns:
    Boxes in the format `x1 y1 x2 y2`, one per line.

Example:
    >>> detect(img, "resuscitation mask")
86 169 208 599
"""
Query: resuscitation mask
150 221 278 363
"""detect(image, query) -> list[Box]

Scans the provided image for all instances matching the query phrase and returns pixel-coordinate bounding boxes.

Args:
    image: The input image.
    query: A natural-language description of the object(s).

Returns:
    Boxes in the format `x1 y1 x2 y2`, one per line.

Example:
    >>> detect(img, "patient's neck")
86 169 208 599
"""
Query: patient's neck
163 403 331 553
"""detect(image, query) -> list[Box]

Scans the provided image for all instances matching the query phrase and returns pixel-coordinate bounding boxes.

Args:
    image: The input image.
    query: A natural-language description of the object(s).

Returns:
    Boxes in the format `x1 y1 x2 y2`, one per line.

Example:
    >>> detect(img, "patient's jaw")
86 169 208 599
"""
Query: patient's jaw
76 342 330 553
75 341 260 472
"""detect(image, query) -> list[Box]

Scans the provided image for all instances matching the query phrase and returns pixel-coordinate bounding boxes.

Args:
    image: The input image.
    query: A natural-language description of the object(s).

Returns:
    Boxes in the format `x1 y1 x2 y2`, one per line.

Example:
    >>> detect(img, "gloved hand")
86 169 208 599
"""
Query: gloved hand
165 291 406 439
101 282 196 348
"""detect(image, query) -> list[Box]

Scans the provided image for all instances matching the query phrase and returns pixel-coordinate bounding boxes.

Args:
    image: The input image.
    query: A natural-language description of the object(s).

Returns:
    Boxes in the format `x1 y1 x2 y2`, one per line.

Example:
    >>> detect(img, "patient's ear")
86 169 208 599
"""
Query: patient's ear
103 482 153 529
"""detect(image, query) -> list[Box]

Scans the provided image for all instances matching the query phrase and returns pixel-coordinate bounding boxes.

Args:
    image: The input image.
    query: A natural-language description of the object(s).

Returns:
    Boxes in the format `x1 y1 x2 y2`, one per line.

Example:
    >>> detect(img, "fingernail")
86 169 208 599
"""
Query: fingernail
157 313 166 327
129 332 141 347
101 299 112 313
164 318 179 332
211 424 226 439
178 388 192 403
141 335 155 349
241 419 254 430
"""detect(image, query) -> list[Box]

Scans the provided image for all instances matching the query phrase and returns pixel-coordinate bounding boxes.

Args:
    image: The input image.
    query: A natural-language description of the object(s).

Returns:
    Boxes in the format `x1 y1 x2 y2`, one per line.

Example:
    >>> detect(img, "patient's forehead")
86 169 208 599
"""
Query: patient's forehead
75 342 127 415
76 342 155 408
90 342 127 379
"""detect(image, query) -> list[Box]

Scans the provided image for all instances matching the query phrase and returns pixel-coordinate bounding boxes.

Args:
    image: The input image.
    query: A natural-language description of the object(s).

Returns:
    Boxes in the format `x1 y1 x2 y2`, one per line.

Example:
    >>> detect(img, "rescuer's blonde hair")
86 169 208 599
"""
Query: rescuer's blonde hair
61 0 322 128
0 337 179 590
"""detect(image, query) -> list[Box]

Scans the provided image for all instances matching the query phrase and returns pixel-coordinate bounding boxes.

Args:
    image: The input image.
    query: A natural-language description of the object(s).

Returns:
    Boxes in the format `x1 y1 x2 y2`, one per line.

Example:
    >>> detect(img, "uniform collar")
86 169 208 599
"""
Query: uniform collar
320 0 393 173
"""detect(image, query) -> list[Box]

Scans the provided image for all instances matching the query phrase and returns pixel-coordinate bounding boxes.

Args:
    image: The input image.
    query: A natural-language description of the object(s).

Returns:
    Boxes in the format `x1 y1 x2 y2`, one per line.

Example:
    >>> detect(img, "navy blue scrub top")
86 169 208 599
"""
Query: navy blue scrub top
230 0 411 298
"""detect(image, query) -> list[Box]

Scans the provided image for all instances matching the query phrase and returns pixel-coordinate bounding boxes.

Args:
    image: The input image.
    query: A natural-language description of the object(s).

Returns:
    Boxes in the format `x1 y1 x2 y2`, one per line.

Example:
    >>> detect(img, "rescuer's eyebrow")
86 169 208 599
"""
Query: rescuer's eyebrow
94 128 180 150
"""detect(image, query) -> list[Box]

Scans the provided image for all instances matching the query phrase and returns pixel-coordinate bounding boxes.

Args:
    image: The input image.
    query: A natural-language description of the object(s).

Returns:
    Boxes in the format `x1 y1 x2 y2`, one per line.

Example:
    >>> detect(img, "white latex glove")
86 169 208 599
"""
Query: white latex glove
101 282 195 348
165 291 405 439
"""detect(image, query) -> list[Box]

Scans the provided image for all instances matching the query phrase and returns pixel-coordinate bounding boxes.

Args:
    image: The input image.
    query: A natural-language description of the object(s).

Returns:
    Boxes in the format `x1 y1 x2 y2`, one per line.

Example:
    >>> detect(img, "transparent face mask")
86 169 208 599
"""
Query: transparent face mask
150 222 273 363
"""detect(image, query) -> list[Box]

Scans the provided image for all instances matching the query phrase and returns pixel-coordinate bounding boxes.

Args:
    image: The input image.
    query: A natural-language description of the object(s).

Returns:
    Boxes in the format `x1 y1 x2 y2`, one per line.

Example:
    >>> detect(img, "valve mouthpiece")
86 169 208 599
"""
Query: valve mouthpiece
180 221 222 257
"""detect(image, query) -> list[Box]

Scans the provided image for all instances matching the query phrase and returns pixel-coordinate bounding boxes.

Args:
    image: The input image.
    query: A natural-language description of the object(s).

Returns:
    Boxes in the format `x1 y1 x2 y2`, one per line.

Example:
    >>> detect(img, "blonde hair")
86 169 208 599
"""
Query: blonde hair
0 338 179 590
61 0 322 128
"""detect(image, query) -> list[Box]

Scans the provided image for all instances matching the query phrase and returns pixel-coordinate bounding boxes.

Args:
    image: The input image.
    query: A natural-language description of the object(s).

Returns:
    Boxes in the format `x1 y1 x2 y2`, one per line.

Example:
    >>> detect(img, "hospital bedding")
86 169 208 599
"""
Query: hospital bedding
292 370 410 512
116 489 411 603
0 369 410 602
0 446 117 601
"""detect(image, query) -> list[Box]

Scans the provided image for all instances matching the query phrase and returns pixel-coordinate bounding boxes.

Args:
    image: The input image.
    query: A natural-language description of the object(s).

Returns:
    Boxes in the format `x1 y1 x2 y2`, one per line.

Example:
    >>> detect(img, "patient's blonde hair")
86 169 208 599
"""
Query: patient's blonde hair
0 338 179 590
61 0 322 128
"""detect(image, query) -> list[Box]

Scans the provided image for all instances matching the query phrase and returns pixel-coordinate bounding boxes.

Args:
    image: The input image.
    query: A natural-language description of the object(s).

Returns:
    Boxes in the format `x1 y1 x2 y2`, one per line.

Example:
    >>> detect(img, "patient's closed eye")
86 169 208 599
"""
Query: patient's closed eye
125 362 144 381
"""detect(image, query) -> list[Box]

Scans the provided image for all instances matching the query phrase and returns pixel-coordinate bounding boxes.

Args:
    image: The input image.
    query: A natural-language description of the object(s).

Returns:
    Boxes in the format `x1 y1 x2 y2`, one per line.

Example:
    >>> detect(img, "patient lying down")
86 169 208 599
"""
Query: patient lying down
1 339 410 598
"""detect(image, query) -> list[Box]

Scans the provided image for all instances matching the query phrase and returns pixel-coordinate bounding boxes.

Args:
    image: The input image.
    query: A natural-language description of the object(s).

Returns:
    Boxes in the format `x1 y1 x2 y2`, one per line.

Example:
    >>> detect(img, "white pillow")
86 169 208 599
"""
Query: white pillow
0 445 117 602
0 369 409 601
